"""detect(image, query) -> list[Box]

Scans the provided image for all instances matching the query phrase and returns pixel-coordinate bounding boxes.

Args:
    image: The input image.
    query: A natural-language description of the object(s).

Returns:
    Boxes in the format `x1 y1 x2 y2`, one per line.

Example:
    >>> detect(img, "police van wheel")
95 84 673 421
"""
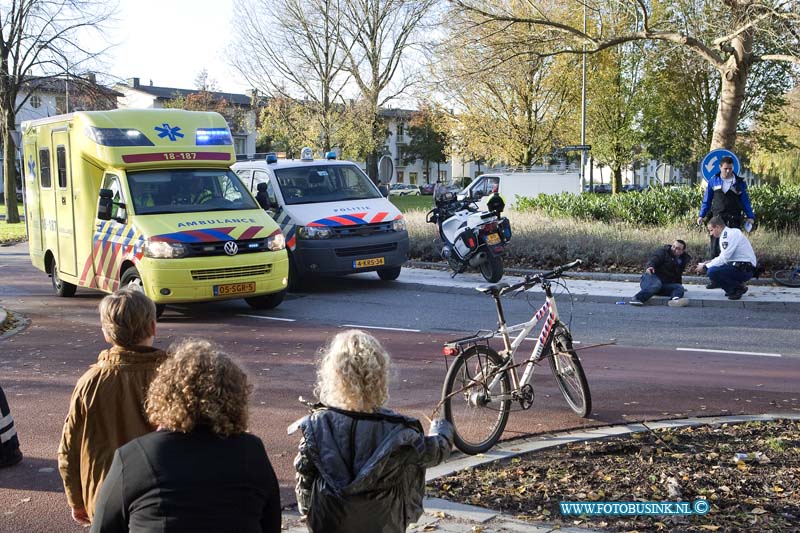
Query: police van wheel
377 266 401 281
121 267 165 318
245 290 285 310
51 260 77 297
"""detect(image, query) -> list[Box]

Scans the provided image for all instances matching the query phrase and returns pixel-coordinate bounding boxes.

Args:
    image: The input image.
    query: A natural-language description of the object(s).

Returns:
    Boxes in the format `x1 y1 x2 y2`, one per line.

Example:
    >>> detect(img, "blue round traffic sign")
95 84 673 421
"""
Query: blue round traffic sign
701 149 740 182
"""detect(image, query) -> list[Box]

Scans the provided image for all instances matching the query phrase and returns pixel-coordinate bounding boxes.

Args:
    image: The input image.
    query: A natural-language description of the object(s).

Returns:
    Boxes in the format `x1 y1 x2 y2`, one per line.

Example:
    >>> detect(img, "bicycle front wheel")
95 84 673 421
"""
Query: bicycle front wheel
546 323 592 417
774 269 800 287
442 345 511 455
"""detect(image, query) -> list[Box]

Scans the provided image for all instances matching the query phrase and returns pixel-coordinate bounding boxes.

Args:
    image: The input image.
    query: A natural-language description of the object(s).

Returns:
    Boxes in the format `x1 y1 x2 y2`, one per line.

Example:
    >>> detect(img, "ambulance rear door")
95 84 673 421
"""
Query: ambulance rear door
52 130 77 277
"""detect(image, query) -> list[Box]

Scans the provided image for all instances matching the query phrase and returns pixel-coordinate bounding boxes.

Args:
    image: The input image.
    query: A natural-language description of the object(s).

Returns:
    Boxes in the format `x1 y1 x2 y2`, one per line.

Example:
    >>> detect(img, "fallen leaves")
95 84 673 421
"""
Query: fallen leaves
428 419 800 532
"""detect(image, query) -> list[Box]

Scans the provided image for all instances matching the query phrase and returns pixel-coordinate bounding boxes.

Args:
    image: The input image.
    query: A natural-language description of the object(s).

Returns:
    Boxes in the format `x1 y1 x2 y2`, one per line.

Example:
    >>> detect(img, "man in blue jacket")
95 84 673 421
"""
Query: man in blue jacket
696 155 755 288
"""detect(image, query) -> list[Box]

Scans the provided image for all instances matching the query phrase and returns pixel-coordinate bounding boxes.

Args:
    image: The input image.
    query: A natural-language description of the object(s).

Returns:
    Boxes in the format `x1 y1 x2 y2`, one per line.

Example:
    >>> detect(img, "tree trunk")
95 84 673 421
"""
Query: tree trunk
2 123 20 224
710 31 753 150
612 166 623 194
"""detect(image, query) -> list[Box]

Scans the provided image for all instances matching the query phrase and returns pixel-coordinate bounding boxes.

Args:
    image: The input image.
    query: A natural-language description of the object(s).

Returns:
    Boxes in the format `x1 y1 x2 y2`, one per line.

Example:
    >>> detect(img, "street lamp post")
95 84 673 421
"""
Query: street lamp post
580 3 587 192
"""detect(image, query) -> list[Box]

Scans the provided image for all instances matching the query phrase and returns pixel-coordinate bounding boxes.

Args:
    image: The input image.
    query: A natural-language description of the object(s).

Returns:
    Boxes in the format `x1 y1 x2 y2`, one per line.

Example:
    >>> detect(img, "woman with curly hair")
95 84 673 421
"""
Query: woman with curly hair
294 329 453 533
91 339 281 533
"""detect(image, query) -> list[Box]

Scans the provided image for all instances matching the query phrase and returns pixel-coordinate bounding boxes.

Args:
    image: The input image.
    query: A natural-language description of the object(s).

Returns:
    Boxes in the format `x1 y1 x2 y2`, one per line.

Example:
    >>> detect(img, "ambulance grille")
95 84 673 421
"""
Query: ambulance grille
331 222 393 237
334 243 398 257
186 238 270 257
191 265 272 281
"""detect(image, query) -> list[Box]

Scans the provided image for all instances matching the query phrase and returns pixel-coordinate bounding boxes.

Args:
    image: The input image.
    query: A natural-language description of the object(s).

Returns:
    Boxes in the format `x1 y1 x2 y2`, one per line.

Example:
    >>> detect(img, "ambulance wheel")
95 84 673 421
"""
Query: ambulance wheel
377 266 402 281
121 267 165 318
51 260 77 297
245 290 285 310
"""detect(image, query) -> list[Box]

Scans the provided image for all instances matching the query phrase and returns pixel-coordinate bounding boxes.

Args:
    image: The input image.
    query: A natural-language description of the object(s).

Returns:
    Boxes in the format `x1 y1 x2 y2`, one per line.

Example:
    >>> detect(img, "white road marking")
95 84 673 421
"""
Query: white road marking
341 324 421 333
237 314 296 322
676 347 781 358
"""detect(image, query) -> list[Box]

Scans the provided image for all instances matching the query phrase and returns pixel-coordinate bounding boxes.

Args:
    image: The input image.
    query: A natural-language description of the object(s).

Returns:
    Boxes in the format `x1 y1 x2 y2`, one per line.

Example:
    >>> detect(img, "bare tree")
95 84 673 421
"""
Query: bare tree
339 0 436 179
450 0 800 152
1 0 116 224
230 0 352 152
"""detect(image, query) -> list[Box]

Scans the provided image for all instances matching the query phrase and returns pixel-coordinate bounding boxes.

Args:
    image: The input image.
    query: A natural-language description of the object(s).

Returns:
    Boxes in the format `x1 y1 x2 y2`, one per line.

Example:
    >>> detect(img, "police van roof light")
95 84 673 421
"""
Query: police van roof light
196 128 232 146
325 151 337 160
265 152 278 164
86 127 155 147
300 147 314 161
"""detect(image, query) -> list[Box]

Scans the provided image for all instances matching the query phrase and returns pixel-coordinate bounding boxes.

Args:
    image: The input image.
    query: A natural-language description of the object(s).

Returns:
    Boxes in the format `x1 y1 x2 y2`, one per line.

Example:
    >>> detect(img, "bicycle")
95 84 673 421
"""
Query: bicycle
773 263 800 287
440 259 591 454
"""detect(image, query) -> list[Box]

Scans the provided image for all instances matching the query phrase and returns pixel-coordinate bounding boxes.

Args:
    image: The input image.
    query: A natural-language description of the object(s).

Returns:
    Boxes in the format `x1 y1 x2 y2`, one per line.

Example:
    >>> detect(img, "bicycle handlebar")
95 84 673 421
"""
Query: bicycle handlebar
499 259 583 296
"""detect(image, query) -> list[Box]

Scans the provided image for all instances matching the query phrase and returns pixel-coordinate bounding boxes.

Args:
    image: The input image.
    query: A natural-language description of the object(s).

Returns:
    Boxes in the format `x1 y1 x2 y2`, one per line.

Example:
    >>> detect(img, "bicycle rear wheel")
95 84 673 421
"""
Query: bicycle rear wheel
442 345 511 455
546 323 592 417
773 269 800 287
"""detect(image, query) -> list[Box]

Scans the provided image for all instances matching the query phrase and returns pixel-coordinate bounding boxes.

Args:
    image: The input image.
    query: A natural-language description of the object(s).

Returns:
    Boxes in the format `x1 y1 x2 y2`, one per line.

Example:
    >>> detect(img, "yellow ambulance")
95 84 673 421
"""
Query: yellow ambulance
21 109 288 316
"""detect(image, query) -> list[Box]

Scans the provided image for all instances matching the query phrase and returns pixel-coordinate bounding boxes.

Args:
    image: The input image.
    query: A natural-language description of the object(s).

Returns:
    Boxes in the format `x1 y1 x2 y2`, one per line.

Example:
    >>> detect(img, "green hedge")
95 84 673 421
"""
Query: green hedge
515 185 800 231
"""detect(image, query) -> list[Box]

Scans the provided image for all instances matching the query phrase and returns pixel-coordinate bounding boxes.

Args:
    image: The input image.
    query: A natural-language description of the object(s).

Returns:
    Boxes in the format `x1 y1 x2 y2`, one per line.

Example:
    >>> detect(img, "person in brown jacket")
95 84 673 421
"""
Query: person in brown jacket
57 288 168 525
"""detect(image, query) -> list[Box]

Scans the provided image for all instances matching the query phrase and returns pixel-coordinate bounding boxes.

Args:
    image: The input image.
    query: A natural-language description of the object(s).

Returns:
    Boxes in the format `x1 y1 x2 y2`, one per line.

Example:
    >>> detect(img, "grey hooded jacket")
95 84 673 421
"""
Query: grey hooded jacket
294 406 453 533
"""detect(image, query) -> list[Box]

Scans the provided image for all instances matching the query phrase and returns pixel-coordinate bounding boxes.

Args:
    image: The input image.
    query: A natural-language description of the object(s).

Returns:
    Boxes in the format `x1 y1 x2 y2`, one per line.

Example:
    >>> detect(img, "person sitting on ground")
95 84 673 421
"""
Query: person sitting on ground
91 339 282 533
0 384 23 468
695 215 757 300
293 329 453 533
630 239 691 307
58 289 168 525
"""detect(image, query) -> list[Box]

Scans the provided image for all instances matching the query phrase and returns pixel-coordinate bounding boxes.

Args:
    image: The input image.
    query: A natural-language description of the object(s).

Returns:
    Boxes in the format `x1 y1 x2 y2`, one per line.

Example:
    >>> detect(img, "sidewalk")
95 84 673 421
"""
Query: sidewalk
391 262 800 311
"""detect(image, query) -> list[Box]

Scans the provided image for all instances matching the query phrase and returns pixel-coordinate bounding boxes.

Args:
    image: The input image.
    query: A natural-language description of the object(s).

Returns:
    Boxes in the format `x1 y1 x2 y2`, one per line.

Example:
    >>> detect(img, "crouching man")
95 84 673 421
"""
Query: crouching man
695 215 757 300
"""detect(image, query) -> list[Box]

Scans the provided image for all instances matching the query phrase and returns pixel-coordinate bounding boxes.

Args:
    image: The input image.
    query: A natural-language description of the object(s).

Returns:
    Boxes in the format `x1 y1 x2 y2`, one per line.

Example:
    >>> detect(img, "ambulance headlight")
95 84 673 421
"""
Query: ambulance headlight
391 218 407 232
296 226 333 239
143 240 188 259
267 233 286 251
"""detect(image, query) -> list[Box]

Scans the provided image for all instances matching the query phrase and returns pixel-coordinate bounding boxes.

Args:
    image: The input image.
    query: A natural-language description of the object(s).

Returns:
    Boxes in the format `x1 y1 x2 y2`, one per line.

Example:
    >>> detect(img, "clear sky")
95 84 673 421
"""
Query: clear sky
106 0 251 95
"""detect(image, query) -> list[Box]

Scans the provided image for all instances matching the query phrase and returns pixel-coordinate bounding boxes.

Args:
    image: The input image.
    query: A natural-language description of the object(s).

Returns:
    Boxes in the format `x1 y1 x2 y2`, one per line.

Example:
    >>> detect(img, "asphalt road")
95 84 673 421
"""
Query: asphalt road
1 242 799 532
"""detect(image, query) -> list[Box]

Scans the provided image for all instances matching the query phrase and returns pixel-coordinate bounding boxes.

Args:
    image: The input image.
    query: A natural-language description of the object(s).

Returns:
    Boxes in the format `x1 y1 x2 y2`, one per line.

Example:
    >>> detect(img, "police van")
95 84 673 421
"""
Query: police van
232 150 409 289
21 109 289 316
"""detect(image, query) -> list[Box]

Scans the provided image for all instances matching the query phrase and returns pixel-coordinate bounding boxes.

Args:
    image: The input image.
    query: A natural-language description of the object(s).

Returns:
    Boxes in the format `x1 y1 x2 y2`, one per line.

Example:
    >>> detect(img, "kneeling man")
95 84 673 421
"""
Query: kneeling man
695 215 757 300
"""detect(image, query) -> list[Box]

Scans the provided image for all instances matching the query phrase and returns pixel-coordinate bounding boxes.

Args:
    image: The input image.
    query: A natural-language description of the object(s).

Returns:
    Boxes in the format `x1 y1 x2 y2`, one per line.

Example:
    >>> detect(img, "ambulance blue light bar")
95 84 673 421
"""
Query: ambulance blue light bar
265 152 278 164
325 151 337 160
86 127 155 147
196 128 232 145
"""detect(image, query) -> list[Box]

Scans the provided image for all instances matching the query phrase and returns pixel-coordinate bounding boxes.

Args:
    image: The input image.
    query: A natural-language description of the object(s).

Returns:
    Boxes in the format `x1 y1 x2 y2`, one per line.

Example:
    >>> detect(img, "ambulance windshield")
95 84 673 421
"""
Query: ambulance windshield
273 163 381 205
128 169 259 214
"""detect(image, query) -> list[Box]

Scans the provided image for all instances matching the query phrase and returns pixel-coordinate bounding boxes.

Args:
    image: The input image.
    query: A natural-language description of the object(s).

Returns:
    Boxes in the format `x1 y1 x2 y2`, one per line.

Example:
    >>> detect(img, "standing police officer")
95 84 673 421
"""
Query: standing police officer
696 155 755 258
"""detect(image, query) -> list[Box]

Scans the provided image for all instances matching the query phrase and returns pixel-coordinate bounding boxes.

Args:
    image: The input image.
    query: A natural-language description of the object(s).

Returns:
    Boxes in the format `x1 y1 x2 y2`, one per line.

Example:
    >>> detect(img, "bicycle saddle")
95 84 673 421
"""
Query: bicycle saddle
476 282 509 296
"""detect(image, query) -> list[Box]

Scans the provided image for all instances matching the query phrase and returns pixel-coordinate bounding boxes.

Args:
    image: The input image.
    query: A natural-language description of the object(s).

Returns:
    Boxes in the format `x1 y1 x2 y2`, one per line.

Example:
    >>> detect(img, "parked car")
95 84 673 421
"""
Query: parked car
420 183 436 195
622 184 645 192
389 183 421 196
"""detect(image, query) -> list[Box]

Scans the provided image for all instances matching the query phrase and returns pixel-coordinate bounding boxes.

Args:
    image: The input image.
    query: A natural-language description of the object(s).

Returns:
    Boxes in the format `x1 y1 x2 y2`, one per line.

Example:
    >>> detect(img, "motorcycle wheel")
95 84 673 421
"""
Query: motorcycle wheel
479 253 504 283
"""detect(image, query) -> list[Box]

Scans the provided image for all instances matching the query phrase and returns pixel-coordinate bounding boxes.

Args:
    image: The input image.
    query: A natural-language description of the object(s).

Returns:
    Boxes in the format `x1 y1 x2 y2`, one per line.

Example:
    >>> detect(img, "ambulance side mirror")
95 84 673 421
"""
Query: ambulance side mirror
97 188 113 220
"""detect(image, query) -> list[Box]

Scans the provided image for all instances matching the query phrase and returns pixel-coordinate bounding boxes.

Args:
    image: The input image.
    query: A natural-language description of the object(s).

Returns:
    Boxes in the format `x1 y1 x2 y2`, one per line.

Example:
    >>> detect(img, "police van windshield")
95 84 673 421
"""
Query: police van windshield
128 169 258 214
273 164 381 205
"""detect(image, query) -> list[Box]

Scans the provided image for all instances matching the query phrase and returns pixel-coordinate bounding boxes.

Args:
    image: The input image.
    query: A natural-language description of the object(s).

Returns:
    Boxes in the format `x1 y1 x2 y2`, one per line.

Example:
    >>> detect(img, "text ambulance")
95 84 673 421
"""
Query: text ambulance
232 150 408 289
21 109 288 316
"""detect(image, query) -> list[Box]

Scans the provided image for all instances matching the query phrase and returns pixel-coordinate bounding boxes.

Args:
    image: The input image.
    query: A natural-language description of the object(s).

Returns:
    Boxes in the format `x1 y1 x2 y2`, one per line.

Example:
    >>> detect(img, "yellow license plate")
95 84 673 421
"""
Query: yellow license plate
487 233 501 245
213 282 256 296
353 257 385 269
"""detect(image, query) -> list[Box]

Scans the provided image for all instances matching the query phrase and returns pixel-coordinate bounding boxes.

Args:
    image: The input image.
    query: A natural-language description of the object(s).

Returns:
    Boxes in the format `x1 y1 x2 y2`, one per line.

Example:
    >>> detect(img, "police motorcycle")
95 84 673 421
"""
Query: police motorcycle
425 183 511 282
